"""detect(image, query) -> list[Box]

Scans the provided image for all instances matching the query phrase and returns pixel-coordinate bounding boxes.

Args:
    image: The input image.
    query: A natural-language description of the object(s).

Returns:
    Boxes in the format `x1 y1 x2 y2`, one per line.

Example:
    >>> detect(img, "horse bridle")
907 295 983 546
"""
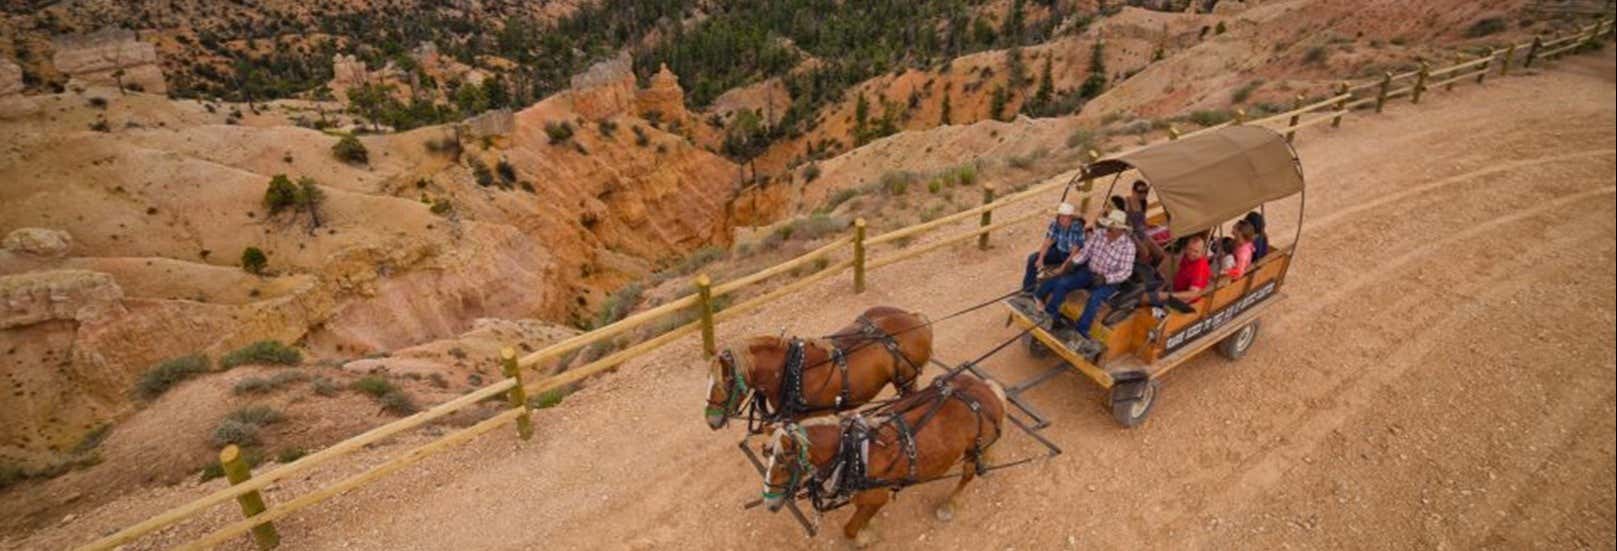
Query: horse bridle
705 349 752 421
761 424 814 502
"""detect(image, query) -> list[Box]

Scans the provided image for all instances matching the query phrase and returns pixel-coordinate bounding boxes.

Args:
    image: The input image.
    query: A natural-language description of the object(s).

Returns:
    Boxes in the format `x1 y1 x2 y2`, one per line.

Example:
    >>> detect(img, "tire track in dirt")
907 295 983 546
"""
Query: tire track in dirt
1162 199 1617 546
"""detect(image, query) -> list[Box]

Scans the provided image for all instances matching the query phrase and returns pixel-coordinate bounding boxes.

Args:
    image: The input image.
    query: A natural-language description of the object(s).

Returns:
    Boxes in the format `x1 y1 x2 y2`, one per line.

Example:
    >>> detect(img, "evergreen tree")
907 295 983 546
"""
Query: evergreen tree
1080 40 1108 99
990 85 1010 122
940 91 952 125
1003 0 1026 46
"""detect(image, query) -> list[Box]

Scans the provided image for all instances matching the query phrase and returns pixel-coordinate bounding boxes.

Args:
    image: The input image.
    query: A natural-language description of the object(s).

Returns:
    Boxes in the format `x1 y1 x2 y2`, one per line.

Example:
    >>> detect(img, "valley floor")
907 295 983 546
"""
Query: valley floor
10 51 1616 551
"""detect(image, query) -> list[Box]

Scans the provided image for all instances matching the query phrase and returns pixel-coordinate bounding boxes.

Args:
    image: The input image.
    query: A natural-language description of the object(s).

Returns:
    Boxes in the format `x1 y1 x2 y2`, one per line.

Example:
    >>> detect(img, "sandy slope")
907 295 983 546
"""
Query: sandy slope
10 50 1615 551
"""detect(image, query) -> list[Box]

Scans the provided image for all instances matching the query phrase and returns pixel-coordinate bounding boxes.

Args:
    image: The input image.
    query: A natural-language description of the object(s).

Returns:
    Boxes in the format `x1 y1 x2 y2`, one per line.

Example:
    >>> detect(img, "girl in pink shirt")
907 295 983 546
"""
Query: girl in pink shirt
1227 221 1256 279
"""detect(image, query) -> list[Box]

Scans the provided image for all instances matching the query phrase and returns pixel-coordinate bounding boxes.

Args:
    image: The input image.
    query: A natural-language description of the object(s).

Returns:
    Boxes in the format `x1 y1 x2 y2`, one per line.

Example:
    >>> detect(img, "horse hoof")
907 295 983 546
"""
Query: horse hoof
934 503 955 522
854 529 881 549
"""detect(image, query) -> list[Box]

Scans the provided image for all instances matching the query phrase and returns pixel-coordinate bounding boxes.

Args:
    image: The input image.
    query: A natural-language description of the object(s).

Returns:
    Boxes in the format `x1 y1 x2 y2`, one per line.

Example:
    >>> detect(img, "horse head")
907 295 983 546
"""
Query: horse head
704 348 748 430
760 422 813 512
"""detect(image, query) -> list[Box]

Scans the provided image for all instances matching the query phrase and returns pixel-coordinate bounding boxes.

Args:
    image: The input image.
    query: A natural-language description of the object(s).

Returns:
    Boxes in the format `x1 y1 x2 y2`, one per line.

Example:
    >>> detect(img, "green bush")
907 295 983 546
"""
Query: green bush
379 391 418 415
135 355 211 400
211 419 260 447
263 174 298 214
276 447 307 463
544 121 575 144
227 405 286 426
597 119 618 137
496 159 518 183
1066 129 1096 151
803 162 821 182
1215 21 1228 35
880 171 916 196
1303 46 1330 66
332 135 368 164
927 179 943 194
951 164 978 187
352 375 398 398
232 377 274 395
594 283 645 328
429 198 454 216
220 340 301 369
528 387 572 409
1188 109 1234 127
1232 80 1263 104
240 247 268 275
471 159 495 187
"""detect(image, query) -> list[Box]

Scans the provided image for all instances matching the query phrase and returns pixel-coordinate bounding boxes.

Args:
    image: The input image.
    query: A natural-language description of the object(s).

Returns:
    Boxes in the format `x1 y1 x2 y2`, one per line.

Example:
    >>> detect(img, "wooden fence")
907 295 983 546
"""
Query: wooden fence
76 18 1614 551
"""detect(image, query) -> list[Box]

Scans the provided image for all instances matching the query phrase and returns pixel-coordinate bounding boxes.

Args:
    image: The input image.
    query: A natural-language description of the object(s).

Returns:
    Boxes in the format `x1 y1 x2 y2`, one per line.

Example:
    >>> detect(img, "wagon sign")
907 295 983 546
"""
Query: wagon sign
1164 279 1278 355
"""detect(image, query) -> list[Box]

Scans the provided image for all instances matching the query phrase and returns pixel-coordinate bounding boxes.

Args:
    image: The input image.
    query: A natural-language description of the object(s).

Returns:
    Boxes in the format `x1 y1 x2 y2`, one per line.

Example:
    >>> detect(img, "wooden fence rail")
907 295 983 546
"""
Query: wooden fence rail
76 16 1615 551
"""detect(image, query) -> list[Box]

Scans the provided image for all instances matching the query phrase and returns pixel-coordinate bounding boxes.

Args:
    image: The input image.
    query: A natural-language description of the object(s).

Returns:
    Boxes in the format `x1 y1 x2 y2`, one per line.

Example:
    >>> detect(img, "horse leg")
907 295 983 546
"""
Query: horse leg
844 491 889 548
935 465 976 522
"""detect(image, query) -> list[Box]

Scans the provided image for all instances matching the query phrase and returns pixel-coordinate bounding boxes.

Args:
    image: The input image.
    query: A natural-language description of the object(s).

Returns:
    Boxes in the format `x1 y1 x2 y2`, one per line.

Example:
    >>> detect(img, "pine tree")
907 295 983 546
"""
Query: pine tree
940 91 952 125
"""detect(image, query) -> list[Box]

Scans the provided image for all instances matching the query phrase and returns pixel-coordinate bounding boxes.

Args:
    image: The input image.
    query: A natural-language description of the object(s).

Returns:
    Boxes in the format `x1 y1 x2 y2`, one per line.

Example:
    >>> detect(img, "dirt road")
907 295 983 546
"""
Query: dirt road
15 52 1616 551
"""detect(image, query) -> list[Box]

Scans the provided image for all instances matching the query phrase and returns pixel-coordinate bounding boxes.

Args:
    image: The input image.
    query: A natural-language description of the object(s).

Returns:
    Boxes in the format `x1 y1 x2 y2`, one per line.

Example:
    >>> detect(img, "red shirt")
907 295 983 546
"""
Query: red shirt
1174 255 1211 302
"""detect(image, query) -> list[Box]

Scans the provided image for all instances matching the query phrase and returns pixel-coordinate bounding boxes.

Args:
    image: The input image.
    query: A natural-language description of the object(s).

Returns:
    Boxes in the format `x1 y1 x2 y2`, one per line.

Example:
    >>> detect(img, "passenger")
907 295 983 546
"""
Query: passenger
1125 180 1151 235
1226 220 1256 279
1170 234 1213 304
1244 211 1270 261
1216 236 1237 276
1039 209 1136 340
1020 202 1085 295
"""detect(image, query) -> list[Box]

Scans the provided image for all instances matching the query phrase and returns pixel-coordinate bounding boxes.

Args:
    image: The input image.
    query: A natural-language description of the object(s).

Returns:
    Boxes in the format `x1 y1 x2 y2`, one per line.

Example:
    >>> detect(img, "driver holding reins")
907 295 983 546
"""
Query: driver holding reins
1020 202 1086 296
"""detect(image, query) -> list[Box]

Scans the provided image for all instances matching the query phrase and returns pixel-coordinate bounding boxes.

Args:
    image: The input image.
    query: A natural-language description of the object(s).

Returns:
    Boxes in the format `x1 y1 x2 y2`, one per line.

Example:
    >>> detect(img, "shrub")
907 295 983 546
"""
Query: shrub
1215 21 1228 35
1465 17 1507 38
632 125 650 147
927 179 943 194
544 121 575 144
89 118 111 132
276 447 307 463
1066 129 1096 150
136 355 211 400
263 174 298 214
951 164 978 187
220 340 301 369
1188 109 1234 127
785 213 846 241
880 171 917 196
87 96 108 109
232 377 274 395
496 159 517 183
529 388 570 409
597 119 618 137
803 162 821 182
429 198 454 216
470 159 495 187
1232 80 1263 104
594 283 644 328
1303 46 1330 66
352 375 398 398
331 135 368 164
240 247 267 275
311 377 340 397
378 391 418 415
227 405 285 426
211 419 260 447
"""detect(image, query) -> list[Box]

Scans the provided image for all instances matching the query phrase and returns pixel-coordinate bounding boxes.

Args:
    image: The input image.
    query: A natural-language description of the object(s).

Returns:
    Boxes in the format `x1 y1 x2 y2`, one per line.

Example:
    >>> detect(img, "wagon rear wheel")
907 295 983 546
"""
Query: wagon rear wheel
1107 378 1160 428
1217 321 1260 361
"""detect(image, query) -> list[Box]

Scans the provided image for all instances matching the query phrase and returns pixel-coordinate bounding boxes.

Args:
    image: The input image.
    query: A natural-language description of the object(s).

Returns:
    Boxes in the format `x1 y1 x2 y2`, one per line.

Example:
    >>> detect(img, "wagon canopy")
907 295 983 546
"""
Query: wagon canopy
1087 125 1304 237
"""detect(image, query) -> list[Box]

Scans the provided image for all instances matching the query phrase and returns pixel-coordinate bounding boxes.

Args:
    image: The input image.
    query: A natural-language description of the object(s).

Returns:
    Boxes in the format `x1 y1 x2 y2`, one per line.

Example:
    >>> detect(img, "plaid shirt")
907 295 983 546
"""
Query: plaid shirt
1045 220 1085 254
1073 229 1136 284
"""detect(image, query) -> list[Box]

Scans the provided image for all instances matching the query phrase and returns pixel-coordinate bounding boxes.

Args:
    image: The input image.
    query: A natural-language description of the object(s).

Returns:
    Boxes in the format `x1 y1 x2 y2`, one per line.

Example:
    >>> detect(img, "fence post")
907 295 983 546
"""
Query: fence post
1501 45 1515 76
1168 125 1181 140
852 218 867 294
499 348 533 440
1412 63 1429 105
693 276 717 359
1375 72 1392 113
220 445 280 550
1332 82 1348 127
1080 150 1100 216
1526 36 1542 68
1455 53 1468 90
1284 94 1304 142
977 185 995 250
1234 108 1248 125
1477 56 1490 84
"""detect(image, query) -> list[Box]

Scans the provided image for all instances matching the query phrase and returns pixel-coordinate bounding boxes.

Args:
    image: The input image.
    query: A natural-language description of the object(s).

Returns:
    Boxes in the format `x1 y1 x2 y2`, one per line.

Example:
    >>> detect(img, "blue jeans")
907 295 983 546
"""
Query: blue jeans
1023 245 1068 292
1039 268 1118 338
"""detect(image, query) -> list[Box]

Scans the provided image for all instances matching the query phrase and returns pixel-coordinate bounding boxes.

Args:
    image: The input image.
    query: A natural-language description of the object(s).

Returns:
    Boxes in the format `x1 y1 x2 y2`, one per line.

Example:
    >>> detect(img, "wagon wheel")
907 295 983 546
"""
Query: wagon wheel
1023 331 1051 358
1217 321 1261 361
1106 378 1160 428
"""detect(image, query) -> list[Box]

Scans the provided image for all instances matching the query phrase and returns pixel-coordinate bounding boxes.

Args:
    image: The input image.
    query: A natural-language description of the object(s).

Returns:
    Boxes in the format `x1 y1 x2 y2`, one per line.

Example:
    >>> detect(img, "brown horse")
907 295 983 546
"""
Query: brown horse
759 374 1007 547
704 306 932 431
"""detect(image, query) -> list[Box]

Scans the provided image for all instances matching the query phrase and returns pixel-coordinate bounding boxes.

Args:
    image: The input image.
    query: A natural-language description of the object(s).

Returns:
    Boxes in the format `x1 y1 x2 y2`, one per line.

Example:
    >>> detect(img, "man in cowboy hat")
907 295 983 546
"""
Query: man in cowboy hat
1020 202 1086 295
1039 208 1136 343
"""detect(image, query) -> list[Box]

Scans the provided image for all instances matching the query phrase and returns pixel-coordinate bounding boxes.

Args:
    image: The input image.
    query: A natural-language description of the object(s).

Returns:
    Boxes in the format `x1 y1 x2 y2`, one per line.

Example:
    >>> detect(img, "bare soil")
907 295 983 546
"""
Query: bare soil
7 49 1615 551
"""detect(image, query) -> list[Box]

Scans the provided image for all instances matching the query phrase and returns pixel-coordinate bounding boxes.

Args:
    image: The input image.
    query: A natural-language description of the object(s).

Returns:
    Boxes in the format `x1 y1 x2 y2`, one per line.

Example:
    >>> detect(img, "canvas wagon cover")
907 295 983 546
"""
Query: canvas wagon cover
1090 126 1304 236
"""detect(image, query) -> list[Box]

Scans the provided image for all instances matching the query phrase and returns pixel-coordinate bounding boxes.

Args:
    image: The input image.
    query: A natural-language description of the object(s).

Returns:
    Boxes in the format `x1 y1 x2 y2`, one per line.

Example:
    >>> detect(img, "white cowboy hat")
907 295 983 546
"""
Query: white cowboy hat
1097 209 1129 229
1056 203 1076 216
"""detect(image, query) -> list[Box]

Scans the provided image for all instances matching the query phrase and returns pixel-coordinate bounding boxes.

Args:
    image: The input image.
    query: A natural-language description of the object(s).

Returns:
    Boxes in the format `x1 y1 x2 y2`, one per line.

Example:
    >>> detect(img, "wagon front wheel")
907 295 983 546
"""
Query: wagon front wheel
1107 378 1159 428
1218 321 1260 361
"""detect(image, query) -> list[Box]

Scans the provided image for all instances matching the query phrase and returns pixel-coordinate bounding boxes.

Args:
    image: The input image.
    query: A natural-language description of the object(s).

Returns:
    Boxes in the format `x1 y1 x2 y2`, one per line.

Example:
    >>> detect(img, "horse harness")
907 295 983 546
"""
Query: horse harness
853 315 924 392
802 378 1002 513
